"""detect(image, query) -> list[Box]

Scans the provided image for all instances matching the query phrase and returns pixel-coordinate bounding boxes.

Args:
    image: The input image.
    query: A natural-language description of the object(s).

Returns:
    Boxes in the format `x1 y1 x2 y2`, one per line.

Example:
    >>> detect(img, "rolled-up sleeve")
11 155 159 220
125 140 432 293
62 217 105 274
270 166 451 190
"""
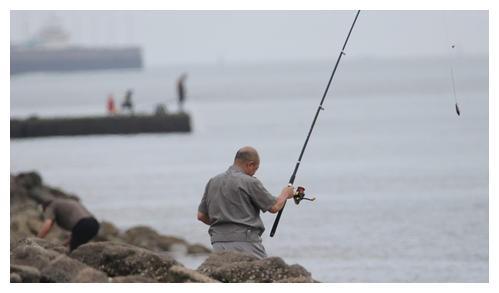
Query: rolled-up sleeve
198 179 210 215
246 178 277 212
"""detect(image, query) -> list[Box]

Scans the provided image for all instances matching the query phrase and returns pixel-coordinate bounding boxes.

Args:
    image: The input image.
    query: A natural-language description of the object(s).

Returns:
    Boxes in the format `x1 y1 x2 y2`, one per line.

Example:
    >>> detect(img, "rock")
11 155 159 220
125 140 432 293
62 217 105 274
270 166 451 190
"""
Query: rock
93 221 123 242
10 273 22 283
197 251 258 276
10 207 43 245
187 243 211 254
72 267 109 283
10 264 41 282
70 241 180 282
169 265 219 283
123 226 187 252
10 237 107 283
276 276 318 283
13 237 67 255
11 238 63 269
40 254 108 282
15 172 43 189
10 175 33 208
111 275 158 283
197 251 315 283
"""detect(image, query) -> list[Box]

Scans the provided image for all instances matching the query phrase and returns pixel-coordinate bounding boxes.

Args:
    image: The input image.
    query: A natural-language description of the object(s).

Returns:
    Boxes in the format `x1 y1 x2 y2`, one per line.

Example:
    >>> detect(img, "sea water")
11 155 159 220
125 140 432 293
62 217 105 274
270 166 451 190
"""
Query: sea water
10 57 488 282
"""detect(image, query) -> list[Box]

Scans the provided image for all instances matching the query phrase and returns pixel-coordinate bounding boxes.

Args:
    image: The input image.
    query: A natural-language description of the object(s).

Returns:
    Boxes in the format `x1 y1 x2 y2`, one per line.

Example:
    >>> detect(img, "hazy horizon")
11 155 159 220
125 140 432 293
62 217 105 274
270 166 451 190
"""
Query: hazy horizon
10 10 488 67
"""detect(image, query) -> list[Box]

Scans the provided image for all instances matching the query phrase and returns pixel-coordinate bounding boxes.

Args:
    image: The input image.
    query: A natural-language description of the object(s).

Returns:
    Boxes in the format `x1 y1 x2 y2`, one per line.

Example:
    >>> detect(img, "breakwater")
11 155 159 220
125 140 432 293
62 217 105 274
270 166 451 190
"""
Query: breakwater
10 113 191 138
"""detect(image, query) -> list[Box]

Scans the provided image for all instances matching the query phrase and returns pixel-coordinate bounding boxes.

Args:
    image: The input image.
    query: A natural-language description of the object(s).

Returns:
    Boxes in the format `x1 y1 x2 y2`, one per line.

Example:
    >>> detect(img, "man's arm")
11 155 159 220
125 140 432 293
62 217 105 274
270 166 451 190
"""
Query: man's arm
268 185 294 214
197 211 211 225
37 219 54 238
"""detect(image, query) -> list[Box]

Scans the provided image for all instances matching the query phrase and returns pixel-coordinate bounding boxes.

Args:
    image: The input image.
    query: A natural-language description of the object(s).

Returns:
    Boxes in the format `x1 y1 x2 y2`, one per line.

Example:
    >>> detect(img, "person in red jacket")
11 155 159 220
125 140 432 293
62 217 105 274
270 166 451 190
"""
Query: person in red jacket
107 94 116 115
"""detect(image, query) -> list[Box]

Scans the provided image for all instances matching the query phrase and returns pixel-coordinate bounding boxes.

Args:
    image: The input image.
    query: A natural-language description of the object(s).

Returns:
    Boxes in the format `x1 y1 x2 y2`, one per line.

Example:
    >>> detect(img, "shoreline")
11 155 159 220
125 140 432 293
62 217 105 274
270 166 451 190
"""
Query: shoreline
10 171 317 283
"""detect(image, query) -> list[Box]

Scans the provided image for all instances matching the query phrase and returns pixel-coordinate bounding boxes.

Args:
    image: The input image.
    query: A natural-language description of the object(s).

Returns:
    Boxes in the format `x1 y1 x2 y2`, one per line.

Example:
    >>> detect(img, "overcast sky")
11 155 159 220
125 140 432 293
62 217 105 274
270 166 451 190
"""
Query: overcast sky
10 10 488 66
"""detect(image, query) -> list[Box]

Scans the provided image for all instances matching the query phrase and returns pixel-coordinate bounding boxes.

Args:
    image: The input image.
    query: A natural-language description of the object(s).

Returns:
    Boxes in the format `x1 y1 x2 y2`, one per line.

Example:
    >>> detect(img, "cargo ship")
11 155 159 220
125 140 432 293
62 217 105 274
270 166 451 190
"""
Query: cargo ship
10 22 143 75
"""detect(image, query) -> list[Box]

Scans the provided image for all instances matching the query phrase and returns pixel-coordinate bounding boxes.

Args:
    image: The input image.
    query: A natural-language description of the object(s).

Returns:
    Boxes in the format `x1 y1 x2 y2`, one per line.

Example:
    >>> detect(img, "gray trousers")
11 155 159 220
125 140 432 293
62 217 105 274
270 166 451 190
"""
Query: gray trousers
212 241 268 259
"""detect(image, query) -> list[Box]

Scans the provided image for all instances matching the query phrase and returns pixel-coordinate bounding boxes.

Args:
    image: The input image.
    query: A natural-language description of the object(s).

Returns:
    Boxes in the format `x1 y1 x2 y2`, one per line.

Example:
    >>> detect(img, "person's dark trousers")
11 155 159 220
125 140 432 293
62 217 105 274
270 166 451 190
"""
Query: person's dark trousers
69 217 100 252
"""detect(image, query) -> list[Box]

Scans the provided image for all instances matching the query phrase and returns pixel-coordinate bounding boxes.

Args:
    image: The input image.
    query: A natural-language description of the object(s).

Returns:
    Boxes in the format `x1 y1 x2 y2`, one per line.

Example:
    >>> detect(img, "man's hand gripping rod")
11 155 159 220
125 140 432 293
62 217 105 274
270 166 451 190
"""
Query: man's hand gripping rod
270 10 361 237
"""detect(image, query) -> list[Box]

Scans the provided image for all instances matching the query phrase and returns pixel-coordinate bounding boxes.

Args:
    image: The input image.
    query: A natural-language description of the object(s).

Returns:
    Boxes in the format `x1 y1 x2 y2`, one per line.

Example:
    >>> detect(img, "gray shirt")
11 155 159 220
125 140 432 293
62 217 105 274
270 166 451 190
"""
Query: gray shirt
43 198 93 231
198 165 277 243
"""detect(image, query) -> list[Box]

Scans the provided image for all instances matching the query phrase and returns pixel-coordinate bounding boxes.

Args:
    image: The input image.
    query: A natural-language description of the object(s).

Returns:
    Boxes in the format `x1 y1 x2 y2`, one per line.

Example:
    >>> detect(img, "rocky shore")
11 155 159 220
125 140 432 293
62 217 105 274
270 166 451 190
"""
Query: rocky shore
10 171 317 283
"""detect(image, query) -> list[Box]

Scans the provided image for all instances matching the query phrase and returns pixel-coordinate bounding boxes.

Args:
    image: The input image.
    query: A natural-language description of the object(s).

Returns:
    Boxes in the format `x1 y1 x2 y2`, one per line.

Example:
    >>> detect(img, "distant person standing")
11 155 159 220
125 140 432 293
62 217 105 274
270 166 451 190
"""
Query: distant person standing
176 73 188 112
121 89 134 114
107 94 116 115
37 198 100 252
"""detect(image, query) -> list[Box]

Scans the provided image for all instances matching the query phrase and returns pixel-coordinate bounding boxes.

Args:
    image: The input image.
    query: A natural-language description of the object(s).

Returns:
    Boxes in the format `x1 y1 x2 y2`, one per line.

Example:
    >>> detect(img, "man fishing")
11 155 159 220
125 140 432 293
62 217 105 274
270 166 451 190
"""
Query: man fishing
197 146 294 259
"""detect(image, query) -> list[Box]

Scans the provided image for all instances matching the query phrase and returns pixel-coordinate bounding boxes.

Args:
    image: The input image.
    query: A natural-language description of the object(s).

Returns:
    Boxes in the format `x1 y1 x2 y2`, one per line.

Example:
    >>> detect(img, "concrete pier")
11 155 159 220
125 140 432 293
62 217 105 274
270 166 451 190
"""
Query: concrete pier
10 113 191 138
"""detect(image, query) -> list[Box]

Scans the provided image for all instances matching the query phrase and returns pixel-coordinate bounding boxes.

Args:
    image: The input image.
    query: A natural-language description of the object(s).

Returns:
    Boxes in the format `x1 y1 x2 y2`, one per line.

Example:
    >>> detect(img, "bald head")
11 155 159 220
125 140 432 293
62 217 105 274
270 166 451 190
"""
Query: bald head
234 146 259 163
234 146 260 176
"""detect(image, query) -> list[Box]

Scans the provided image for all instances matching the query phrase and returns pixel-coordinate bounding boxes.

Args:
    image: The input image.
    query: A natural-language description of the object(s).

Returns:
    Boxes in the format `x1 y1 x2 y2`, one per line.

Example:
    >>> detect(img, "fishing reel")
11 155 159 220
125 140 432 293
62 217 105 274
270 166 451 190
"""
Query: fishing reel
293 186 316 205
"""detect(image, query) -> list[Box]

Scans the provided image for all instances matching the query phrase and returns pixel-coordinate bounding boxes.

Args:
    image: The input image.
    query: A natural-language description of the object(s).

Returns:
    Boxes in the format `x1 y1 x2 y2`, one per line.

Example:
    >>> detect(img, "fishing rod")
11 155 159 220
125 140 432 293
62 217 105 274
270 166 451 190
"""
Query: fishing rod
270 10 361 237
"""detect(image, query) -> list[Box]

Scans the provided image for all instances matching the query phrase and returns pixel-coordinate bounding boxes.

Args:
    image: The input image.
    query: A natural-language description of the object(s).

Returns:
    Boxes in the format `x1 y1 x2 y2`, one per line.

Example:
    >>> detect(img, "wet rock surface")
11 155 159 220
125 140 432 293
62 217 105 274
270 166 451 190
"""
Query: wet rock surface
197 251 316 283
169 265 219 283
10 237 108 282
123 226 188 252
110 275 158 283
10 264 41 283
10 171 317 282
70 241 179 282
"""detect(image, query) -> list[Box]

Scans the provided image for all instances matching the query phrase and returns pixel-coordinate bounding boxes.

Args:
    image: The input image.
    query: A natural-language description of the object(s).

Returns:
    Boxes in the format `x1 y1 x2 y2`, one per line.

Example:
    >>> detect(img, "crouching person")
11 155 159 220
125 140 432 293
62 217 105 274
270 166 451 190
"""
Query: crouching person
38 198 100 252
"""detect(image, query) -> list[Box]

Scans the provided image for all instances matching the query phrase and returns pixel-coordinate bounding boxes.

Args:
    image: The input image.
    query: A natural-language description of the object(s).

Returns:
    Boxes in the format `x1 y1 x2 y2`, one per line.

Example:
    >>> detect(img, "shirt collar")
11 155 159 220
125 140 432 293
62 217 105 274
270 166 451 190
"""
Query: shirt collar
228 164 244 174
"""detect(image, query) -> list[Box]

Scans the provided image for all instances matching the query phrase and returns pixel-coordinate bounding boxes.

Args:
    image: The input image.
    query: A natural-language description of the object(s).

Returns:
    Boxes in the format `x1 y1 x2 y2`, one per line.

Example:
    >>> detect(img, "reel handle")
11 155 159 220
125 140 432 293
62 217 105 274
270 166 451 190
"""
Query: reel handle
293 186 316 204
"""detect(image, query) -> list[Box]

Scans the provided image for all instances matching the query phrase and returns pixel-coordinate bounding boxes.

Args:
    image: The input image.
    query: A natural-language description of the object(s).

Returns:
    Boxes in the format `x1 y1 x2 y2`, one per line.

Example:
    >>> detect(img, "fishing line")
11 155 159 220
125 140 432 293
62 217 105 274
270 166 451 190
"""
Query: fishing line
441 12 461 116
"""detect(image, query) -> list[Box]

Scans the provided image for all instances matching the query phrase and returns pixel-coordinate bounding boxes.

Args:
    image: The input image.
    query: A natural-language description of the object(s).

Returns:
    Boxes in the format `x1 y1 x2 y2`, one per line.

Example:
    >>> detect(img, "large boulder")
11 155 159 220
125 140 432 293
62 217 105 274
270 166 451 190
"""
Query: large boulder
40 254 108 282
70 241 180 282
10 238 64 269
123 226 188 252
93 221 123 242
197 251 315 283
15 171 43 190
187 243 212 255
110 275 158 283
11 273 22 283
10 173 42 243
10 174 34 208
10 206 43 244
10 237 108 282
197 250 259 273
169 265 219 283
10 264 41 283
